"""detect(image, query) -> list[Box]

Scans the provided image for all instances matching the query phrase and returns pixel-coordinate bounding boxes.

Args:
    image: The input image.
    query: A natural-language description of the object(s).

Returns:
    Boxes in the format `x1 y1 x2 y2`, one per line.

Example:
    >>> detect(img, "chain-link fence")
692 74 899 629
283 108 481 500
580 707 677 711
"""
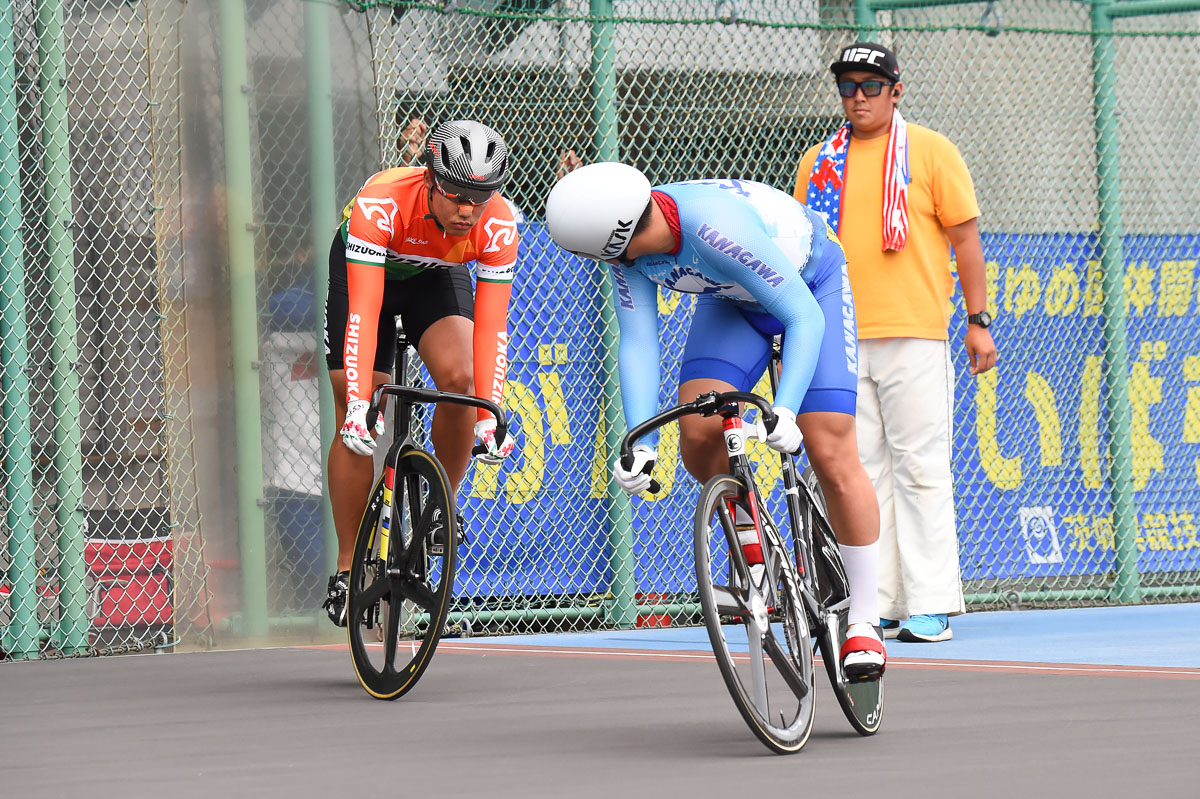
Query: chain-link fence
1 0 211 659
3 0 1200 658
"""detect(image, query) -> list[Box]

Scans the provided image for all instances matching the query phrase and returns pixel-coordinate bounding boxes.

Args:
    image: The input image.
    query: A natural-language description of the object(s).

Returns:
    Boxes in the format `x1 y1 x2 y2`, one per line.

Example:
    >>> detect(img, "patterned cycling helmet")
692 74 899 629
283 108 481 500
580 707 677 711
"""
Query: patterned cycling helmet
545 162 651 260
423 120 510 199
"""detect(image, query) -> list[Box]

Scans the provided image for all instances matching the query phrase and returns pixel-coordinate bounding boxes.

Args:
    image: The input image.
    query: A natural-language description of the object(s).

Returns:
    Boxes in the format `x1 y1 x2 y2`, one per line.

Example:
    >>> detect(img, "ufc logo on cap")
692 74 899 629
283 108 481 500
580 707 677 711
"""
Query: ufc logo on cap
841 46 885 66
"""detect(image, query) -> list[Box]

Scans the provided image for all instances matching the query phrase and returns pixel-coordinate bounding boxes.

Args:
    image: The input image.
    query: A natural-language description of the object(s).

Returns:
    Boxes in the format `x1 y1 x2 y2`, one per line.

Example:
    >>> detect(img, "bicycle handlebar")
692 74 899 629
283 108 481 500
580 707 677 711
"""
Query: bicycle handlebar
367 383 510 455
618 391 778 493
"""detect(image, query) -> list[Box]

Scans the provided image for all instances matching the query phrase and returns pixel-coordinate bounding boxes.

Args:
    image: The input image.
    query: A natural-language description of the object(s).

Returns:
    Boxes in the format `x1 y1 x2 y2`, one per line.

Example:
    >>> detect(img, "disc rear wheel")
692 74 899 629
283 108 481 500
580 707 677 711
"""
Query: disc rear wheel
347 449 457 700
816 610 884 735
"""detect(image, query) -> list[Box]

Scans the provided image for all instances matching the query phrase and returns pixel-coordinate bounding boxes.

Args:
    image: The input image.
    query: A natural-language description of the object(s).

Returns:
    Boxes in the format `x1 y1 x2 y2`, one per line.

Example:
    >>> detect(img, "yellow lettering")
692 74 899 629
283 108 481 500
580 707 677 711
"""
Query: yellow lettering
1084 260 1104 316
986 259 1001 315
538 371 571 446
1182 356 1200 486
1130 352 1164 491
1157 259 1195 316
746 371 783 492
975 368 1023 489
644 422 679 501
1004 263 1041 318
590 397 610 499
1024 371 1062 467
1125 261 1156 316
657 286 681 316
503 381 544 504
1043 263 1080 317
470 453 500 501
1079 355 1103 489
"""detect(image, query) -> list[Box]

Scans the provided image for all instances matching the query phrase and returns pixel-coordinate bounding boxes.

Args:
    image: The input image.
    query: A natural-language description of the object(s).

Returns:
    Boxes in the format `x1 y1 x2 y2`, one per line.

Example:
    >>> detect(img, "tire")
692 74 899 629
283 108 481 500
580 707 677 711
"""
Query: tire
347 448 457 700
693 474 817 754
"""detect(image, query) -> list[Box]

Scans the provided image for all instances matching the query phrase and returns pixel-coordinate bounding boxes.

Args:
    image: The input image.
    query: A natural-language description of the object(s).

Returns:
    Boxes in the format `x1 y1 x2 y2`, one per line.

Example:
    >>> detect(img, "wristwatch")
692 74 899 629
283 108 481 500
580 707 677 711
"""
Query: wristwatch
968 310 993 329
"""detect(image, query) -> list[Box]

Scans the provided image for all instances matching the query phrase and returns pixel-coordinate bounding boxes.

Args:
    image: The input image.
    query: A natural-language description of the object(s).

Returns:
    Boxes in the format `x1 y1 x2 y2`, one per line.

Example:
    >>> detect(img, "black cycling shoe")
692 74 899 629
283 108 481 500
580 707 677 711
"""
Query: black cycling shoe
322 570 350 628
426 509 467 557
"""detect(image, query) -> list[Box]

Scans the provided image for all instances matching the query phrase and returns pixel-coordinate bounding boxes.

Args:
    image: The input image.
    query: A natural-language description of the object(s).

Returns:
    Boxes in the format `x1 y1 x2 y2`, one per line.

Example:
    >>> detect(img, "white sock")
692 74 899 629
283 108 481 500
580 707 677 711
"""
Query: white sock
839 541 879 627
733 506 765 585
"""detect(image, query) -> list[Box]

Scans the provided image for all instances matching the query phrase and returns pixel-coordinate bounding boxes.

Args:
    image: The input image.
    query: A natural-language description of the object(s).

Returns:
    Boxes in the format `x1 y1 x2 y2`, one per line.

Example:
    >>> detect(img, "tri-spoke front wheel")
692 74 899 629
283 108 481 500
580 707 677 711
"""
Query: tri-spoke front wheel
693 475 816 754
347 449 457 700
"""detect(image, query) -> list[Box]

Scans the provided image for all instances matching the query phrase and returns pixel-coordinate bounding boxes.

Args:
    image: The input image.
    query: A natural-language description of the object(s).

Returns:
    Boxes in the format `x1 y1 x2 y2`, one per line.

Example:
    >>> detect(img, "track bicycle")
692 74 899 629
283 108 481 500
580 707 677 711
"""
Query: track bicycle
618 358 883 753
346 321 508 700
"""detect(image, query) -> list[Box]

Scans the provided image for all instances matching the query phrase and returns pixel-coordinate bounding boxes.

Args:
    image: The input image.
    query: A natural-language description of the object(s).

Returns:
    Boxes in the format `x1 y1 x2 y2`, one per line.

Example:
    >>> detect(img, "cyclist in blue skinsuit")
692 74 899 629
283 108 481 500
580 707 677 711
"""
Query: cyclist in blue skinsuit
545 162 885 679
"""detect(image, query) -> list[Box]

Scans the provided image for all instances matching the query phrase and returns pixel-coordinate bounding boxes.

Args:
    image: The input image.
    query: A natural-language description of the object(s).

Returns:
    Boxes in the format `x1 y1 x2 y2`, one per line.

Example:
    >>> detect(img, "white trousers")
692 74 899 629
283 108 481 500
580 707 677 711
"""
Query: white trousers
856 338 965 619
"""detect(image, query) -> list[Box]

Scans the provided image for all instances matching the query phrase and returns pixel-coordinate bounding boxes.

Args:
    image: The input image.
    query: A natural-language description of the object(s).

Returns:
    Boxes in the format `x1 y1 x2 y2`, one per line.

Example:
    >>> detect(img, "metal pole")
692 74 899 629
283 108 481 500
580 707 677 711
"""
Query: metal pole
865 0 987 10
37 0 88 654
853 0 876 34
1106 0 1200 17
0 2 40 660
303 0 338 582
590 0 636 628
219 0 269 636
1091 0 1141 604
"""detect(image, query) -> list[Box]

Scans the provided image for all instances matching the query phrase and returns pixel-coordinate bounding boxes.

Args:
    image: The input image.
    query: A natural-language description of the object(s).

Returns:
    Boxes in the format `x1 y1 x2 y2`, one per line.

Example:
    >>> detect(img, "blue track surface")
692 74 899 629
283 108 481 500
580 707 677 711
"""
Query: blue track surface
473 603 1200 668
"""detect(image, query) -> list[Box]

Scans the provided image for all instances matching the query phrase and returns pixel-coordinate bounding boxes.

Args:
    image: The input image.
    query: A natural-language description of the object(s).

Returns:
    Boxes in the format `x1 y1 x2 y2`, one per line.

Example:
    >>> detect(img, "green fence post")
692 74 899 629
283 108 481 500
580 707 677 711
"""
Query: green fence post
1 1 40 660
304 0 338 584
38 0 88 654
1091 0 1141 604
219 0 269 637
590 0 636 628
1107 0 1200 16
854 0 876 33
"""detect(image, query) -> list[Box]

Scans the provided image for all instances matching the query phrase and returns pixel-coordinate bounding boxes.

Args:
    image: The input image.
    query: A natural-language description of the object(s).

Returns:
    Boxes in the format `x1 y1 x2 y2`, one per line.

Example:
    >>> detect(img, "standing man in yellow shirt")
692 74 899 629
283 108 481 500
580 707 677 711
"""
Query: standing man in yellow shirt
794 42 997 643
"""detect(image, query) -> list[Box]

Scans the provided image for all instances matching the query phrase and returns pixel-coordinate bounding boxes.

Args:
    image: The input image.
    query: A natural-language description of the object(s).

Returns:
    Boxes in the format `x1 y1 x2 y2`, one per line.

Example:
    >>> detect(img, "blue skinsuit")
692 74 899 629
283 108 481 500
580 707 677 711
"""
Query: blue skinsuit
611 179 859 437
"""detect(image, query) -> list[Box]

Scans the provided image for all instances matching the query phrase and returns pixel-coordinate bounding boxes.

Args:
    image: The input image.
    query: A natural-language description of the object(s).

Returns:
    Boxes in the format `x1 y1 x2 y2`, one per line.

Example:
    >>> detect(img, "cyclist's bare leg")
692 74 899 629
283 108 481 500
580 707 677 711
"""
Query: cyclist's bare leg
328 368 392 573
416 315 475 492
796 411 879 547
678 378 739 482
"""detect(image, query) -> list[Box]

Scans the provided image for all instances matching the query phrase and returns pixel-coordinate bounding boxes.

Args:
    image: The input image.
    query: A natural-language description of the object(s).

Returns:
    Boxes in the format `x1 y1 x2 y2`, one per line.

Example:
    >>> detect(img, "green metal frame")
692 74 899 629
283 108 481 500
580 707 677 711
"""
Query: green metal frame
304 0 339 583
219 0 269 637
38 0 88 654
852 0 1200 606
591 0 637 628
1 2 40 660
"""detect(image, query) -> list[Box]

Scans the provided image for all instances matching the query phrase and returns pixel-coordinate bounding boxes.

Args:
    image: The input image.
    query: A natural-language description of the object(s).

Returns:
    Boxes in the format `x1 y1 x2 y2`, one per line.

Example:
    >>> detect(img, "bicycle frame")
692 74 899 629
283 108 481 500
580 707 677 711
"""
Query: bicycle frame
365 324 506 569
763 351 851 620
619 377 849 634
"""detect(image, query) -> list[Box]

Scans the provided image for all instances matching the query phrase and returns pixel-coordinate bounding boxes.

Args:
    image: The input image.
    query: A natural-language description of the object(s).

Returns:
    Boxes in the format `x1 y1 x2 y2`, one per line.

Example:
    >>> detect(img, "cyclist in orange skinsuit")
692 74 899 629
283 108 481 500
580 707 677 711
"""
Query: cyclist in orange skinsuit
321 120 517 627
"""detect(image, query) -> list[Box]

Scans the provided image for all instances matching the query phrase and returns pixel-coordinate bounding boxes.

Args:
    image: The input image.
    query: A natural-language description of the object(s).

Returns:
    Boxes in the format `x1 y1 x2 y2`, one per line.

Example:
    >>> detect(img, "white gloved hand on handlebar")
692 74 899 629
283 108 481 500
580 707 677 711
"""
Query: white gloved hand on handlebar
340 399 383 456
613 444 657 495
764 406 803 455
474 418 515 465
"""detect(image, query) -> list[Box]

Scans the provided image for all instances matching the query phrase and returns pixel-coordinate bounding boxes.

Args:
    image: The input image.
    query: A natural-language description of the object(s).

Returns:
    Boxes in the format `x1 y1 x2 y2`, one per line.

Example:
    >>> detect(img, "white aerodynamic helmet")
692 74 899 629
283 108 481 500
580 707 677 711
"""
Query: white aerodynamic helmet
545 162 651 260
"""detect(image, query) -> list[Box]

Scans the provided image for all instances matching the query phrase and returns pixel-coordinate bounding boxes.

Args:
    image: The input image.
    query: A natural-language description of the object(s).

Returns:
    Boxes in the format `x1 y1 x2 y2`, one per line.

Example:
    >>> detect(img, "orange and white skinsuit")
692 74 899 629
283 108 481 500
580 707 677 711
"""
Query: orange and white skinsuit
338 167 519 422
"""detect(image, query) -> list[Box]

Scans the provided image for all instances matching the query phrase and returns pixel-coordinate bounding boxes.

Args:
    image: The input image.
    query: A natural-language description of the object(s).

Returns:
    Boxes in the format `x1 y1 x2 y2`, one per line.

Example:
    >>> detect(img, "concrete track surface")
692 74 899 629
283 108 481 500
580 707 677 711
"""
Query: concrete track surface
3 604 1199 799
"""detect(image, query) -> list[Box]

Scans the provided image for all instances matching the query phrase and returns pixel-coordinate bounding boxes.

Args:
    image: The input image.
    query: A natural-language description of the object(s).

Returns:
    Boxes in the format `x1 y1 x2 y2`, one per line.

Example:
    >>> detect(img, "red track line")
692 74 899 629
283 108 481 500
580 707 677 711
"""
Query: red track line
303 640 1200 680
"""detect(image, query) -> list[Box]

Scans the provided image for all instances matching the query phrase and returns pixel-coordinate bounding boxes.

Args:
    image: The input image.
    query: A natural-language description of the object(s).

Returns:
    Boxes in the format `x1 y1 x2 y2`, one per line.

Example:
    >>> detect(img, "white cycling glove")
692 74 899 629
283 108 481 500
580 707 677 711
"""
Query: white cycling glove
764 406 803 455
474 418 515 465
340 399 385 456
613 444 657 496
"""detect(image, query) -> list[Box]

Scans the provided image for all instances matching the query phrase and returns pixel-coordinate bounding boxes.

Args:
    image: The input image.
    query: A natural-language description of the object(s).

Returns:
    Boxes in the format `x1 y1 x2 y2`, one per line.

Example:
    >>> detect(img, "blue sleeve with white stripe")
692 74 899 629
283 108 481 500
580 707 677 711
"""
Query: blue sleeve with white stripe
610 264 662 442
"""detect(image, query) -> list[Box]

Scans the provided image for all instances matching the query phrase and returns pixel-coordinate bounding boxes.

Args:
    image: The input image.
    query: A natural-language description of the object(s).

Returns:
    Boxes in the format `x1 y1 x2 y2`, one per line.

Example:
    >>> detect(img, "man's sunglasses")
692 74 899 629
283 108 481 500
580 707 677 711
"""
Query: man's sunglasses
432 174 495 206
837 79 895 98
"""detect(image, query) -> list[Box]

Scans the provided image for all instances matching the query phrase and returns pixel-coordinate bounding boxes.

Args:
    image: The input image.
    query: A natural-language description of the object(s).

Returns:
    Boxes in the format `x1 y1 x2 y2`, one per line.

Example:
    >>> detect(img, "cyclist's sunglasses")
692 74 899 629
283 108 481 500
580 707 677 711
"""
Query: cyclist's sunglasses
836 79 895 98
431 174 495 206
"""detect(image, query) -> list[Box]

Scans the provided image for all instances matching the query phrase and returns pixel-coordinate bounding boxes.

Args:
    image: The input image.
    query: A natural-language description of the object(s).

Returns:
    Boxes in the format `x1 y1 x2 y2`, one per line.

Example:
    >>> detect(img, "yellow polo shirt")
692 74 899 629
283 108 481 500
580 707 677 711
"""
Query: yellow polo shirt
794 123 979 340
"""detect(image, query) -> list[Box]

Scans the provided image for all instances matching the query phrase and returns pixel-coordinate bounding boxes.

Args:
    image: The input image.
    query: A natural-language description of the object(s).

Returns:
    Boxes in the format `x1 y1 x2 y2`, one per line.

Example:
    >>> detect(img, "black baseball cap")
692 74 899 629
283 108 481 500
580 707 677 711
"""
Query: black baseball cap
830 42 900 82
